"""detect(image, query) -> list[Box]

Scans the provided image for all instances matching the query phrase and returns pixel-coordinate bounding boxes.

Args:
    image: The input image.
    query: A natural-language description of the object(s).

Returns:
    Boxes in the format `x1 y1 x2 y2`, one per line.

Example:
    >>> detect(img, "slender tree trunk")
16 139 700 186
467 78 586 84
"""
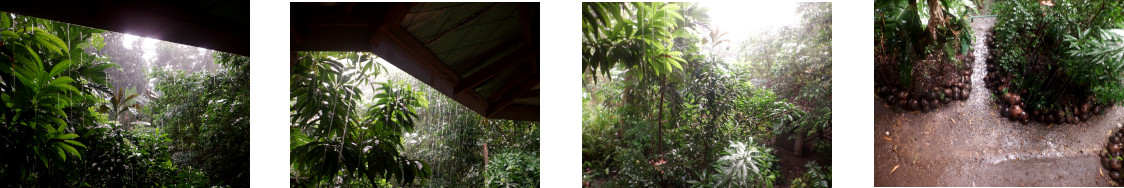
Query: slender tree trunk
794 133 805 156
483 142 489 176
926 0 945 42
657 77 665 157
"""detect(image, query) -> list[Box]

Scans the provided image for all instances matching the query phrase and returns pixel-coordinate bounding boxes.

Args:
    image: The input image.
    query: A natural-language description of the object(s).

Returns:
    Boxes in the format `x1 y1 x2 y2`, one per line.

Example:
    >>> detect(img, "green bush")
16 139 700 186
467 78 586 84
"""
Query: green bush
791 162 831 188
484 152 540 188
991 0 1124 109
708 141 778 187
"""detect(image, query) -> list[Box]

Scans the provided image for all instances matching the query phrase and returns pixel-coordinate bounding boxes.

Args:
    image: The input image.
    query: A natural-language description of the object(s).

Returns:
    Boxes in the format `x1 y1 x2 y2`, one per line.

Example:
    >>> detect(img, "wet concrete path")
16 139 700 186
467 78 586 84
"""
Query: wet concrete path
873 16 1124 186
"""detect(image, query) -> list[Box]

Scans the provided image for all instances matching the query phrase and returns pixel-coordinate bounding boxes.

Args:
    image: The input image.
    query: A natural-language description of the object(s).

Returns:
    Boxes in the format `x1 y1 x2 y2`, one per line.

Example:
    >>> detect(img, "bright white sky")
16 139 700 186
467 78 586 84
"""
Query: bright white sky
700 1 798 44
121 33 211 66
121 33 158 63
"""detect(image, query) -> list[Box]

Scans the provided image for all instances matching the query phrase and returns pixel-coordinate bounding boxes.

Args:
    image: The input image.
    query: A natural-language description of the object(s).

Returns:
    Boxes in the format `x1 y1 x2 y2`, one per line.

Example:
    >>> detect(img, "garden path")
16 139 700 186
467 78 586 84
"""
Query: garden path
874 16 1124 186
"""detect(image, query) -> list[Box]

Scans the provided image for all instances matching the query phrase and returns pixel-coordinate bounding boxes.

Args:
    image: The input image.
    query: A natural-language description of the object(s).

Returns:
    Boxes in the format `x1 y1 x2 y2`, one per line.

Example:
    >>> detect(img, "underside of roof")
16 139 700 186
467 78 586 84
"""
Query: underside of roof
0 0 249 56
291 2 540 121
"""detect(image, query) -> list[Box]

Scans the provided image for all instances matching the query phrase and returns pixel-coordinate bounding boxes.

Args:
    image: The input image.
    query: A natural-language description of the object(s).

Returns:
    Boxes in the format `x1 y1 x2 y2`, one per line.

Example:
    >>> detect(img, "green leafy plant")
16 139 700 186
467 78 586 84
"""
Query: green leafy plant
988 0 1124 120
290 52 428 187
1063 28 1124 103
484 152 540 188
149 52 250 186
583 2 687 79
791 162 831 188
710 141 778 187
0 12 104 185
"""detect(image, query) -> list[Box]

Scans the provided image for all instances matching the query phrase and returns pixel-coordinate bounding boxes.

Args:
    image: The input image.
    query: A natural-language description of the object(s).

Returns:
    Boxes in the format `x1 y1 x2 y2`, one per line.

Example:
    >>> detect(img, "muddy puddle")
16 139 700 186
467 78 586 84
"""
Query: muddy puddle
874 16 1124 186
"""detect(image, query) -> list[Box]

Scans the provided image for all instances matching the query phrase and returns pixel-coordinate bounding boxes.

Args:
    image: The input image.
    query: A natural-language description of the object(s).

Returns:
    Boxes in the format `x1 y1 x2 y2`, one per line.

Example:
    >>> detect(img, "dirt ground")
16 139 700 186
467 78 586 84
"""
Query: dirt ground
873 16 1123 187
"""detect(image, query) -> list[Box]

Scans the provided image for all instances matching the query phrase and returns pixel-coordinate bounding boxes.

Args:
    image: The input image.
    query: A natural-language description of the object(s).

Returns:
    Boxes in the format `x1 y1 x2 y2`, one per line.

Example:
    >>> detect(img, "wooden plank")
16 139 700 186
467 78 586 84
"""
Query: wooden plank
519 90 539 99
486 67 534 102
0 1 249 56
370 26 491 115
486 75 538 118
422 2 499 46
490 104 539 121
451 37 521 74
453 47 533 95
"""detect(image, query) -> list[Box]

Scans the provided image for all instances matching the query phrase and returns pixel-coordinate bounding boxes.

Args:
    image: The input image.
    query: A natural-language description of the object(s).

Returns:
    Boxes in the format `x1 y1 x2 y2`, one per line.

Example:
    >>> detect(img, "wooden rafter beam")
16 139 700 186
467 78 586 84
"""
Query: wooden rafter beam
452 37 522 74
293 2 539 121
422 2 499 46
486 67 534 102
370 25 495 117
453 47 534 95
490 104 539 121
519 90 539 99
373 3 412 35
485 70 537 117
0 0 249 56
372 26 463 93
518 3 536 47
486 75 538 118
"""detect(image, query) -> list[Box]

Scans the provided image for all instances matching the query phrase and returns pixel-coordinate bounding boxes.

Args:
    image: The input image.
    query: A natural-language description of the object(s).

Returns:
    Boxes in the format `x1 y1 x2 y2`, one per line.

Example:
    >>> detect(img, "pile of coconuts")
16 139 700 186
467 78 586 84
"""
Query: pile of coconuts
1101 124 1124 184
875 68 973 113
984 31 1110 125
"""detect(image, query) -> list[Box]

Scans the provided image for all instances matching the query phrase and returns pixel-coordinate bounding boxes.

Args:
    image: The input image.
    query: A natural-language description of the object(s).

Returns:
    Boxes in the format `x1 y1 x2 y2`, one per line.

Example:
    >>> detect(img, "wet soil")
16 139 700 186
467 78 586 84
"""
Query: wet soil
776 144 829 187
874 16 1124 187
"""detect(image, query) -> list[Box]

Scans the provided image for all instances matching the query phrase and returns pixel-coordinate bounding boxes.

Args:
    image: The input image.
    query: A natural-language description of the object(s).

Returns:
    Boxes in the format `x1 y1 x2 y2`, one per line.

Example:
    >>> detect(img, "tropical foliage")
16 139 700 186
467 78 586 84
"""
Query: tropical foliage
0 12 249 187
790 162 831 188
484 152 540 188
291 52 541 187
290 52 429 187
990 0 1124 110
709 141 778 187
582 2 831 187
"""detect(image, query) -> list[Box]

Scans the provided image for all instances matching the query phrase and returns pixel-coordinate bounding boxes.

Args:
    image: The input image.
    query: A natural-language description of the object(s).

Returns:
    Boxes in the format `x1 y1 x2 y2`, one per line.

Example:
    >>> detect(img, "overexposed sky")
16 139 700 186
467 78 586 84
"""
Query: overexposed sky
700 1 798 44
121 33 158 63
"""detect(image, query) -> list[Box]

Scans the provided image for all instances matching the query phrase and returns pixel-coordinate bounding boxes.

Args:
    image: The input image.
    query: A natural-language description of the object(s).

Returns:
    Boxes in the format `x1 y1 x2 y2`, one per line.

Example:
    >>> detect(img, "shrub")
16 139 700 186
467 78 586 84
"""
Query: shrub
484 152 540 188
709 141 778 187
989 0 1124 117
791 162 831 188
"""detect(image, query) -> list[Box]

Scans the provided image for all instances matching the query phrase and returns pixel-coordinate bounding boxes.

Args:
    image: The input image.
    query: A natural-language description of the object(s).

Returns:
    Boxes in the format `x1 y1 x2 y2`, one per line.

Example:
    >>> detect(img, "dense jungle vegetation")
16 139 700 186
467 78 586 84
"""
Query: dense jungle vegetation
986 0 1124 124
290 52 540 187
0 12 249 187
582 2 831 187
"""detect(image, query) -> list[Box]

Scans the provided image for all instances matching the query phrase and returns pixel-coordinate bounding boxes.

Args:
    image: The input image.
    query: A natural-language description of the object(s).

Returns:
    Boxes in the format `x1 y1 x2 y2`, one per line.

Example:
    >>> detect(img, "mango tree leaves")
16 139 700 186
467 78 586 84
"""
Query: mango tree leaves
291 52 428 186
583 2 690 80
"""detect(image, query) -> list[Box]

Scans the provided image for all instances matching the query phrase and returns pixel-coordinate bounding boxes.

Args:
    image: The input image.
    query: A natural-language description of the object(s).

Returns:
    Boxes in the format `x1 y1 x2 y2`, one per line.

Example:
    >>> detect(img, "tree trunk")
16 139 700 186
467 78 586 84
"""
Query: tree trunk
794 133 805 156
926 0 945 42
657 77 665 157
483 142 489 172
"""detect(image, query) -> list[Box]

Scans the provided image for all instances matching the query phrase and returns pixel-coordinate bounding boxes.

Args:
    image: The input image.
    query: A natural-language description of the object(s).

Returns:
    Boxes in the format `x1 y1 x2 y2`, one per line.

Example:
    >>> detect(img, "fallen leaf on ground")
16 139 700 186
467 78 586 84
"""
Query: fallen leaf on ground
884 137 893 141
891 164 901 174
